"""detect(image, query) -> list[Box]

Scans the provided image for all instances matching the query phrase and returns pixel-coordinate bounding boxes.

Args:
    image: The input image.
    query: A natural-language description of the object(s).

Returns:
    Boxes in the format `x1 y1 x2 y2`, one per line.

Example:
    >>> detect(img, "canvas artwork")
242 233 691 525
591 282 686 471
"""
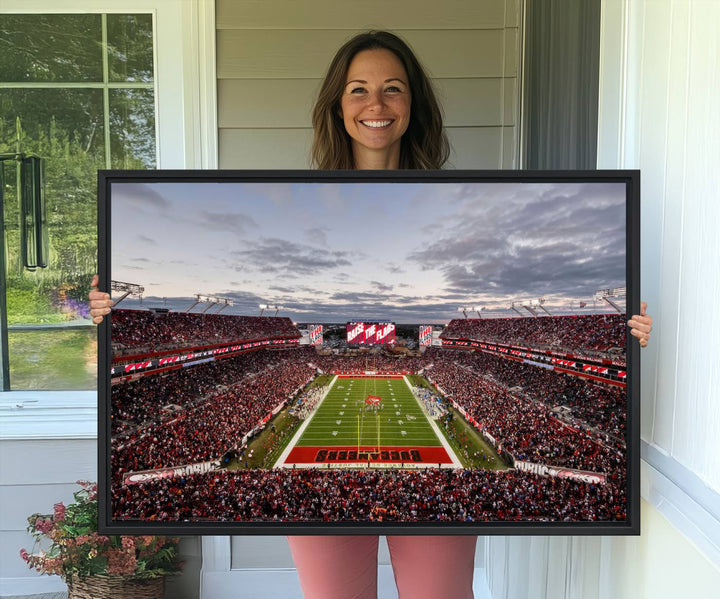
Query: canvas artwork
99 170 639 534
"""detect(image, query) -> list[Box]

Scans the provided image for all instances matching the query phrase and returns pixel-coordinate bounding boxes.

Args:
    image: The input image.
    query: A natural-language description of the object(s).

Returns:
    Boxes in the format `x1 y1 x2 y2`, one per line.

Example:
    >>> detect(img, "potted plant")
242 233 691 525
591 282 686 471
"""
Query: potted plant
20 480 182 599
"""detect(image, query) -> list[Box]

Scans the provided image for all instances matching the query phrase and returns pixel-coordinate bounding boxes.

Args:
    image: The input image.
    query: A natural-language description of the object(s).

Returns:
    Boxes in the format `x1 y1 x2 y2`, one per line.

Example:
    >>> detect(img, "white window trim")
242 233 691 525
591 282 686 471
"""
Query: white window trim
0 0 217 438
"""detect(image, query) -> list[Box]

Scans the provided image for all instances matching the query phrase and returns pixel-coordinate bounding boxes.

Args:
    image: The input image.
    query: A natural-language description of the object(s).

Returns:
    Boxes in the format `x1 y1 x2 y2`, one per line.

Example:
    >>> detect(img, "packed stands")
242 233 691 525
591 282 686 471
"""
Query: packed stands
112 468 626 523
112 309 301 357
111 349 314 476
425 348 626 438
441 314 626 355
425 351 624 473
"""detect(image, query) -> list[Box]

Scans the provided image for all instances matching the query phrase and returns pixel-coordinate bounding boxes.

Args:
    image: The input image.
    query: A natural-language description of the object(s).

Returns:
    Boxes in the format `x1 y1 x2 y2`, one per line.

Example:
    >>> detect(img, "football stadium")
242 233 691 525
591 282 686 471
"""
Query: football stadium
108 178 629 524
110 309 628 523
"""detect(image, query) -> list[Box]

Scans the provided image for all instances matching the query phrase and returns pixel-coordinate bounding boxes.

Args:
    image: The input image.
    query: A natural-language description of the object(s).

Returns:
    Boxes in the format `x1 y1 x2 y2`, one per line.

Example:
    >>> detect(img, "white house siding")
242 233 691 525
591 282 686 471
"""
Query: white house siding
216 0 521 170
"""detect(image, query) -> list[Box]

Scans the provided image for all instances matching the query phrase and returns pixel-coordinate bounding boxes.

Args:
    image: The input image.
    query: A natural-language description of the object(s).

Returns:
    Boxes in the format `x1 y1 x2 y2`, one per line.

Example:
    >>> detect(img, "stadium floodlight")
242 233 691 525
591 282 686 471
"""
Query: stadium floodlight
509 301 525 317
525 297 552 316
457 306 469 318
186 294 234 313
593 287 626 313
110 280 144 306
259 303 284 316
471 306 484 318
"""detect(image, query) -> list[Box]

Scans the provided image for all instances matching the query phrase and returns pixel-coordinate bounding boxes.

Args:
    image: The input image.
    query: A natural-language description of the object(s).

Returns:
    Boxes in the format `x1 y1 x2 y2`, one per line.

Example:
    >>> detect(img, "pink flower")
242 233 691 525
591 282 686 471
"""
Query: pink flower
53 502 66 522
107 548 137 576
34 518 54 535
121 536 135 550
19 548 29 562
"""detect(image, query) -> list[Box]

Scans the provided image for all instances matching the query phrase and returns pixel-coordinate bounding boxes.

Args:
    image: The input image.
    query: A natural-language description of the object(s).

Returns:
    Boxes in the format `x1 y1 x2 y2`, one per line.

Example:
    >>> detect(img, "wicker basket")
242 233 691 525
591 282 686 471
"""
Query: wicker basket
67 575 164 599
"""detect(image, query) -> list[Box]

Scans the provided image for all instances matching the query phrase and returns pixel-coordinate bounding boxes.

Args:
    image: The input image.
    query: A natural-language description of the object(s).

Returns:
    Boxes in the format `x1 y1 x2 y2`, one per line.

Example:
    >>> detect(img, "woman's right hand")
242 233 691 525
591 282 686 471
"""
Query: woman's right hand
89 274 113 324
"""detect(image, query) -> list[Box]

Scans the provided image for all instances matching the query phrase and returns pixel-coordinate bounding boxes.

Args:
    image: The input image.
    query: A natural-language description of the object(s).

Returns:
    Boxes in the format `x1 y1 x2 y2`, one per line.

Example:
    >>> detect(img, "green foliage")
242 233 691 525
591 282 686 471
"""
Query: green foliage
8 328 96 390
1 113 100 321
5 281 61 324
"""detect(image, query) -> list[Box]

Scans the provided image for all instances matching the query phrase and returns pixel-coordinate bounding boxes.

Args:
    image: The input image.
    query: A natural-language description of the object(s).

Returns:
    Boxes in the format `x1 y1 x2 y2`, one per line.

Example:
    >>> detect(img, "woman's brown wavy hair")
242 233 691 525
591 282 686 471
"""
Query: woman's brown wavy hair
311 31 449 170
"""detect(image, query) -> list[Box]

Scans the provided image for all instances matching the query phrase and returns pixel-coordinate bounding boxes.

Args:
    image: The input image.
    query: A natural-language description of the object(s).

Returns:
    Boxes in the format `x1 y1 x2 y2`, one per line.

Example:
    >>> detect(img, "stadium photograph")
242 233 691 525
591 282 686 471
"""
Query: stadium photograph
103 174 633 529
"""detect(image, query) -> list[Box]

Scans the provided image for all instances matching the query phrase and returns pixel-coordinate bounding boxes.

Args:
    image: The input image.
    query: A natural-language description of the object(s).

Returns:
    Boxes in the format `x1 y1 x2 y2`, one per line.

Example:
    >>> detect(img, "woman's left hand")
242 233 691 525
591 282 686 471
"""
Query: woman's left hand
628 301 653 347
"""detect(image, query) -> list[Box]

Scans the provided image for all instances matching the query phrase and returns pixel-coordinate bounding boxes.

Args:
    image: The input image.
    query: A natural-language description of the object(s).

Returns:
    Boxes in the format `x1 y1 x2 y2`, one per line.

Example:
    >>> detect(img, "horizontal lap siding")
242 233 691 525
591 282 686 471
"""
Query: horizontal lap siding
0 439 97 580
216 0 521 169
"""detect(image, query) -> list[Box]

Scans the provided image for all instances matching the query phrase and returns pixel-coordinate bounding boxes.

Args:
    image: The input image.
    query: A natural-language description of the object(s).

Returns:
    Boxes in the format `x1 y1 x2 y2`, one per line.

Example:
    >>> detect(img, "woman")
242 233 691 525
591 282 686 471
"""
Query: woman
90 31 652 599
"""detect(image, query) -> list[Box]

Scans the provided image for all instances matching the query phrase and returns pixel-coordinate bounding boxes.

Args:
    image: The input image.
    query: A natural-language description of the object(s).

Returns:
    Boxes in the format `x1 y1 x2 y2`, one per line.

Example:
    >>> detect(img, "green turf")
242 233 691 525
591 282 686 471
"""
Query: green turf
435 408 507 470
295 376 442 449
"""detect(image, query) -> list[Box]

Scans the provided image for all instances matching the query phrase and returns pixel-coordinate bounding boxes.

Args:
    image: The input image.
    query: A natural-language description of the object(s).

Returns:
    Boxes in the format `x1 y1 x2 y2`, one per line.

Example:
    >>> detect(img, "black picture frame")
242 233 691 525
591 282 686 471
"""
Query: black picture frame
98 169 640 535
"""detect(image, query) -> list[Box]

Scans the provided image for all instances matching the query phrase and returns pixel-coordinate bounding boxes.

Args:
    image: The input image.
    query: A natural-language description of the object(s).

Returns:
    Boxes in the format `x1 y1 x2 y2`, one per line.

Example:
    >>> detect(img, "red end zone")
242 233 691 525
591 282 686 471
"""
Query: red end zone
285 446 453 465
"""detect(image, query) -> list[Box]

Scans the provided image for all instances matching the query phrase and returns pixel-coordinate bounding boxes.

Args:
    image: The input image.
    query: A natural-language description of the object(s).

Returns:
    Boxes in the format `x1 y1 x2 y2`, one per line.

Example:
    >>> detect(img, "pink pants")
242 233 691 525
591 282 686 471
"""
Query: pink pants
287 535 477 599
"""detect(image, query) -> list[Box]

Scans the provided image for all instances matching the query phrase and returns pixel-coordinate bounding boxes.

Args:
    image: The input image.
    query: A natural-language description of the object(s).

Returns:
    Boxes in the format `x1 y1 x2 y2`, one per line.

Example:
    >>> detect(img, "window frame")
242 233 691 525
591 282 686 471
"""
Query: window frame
0 0 217 433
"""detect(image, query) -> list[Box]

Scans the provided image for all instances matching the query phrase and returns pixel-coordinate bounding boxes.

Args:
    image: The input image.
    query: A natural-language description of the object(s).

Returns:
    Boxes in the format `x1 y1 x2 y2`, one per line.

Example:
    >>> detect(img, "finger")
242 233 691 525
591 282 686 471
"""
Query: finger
91 274 99 288
629 328 648 340
628 320 652 334
639 338 648 348
640 301 647 316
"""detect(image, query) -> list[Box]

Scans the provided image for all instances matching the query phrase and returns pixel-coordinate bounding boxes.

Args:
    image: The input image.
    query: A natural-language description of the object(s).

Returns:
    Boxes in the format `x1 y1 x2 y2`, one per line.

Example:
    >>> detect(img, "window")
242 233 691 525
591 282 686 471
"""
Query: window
0 13 156 390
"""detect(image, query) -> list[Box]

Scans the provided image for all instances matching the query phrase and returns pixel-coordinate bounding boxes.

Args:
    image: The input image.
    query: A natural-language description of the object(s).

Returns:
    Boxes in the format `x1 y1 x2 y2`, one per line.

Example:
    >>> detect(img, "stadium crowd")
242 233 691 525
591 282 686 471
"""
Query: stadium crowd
425 351 625 474
111 349 315 477
111 347 317 436
441 314 626 355
112 309 300 357
427 348 626 438
112 467 626 523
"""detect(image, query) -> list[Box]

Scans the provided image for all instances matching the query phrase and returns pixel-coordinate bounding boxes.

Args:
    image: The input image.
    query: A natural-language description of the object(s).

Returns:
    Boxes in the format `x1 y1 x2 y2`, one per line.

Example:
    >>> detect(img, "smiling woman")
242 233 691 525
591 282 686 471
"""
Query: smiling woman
340 49 412 169
311 30 448 170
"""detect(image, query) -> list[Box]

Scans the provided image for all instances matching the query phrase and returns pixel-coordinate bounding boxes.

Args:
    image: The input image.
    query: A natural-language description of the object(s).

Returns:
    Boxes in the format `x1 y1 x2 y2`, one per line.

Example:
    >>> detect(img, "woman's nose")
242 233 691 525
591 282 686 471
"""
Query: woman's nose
366 89 385 110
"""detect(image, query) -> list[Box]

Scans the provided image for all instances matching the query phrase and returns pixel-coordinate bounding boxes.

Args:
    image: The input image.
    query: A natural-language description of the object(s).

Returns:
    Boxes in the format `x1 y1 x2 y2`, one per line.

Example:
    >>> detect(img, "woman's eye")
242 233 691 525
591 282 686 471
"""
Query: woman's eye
349 87 367 94
385 86 402 93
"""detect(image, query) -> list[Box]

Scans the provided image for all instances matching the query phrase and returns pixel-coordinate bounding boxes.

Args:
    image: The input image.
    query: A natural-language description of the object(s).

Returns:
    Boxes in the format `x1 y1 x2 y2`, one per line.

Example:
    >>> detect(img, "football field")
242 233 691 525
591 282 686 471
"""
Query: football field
276 376 462 469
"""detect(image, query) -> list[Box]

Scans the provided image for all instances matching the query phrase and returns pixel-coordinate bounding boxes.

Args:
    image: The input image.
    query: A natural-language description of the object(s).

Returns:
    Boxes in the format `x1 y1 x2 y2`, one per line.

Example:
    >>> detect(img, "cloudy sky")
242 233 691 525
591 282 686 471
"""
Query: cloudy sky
110 180 627 323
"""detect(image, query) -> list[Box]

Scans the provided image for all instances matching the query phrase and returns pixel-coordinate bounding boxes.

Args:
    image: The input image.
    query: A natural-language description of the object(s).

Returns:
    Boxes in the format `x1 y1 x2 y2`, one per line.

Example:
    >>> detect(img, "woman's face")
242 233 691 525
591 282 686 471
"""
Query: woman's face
340 49 411 166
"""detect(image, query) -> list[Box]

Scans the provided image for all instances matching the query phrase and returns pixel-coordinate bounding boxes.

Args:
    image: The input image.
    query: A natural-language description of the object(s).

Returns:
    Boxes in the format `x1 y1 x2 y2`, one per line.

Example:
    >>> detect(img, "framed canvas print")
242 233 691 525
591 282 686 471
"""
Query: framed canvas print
98 170 640 535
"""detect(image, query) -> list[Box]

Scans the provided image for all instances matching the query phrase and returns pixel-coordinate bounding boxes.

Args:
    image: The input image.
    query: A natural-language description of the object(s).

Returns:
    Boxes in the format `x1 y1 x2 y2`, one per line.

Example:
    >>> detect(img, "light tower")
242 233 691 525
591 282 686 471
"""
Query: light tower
259 304 284 317
186 294 234 313
524 297 551 316
110 281 144 306
594 287 626 313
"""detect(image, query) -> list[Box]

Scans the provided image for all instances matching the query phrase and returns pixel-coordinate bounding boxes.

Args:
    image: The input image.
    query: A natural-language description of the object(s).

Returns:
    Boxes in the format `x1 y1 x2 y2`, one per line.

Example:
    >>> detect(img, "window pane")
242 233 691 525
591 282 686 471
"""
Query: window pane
0 14 103 82
2 89 103 390
110 89 156 169
107 14 154 83
1 13 156 391
8 329 97 390
0 89 106 161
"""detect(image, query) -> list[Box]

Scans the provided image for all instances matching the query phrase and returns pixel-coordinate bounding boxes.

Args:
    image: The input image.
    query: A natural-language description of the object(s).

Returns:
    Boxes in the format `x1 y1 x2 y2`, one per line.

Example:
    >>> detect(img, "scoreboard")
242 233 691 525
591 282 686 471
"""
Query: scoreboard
309 324 323 345
346 322 395 344
419 325 433 346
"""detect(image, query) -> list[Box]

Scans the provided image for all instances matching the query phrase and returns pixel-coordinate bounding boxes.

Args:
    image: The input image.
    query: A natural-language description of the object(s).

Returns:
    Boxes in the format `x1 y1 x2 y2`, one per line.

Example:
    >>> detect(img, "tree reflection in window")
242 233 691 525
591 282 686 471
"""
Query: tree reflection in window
0 13 155 390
